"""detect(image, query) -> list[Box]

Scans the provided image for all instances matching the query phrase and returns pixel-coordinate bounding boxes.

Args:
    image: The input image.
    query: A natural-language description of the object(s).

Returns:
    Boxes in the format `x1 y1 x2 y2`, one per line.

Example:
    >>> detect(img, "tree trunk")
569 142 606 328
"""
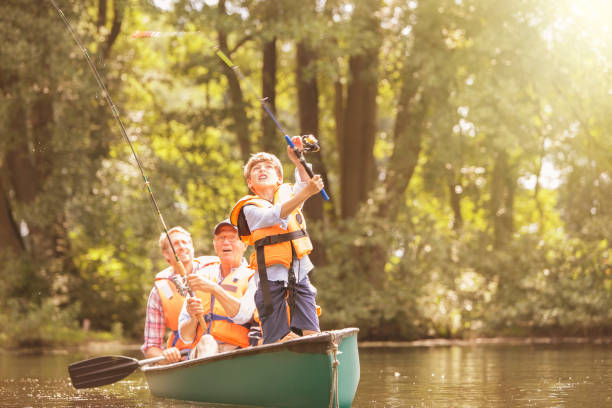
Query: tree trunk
296 40 329 268
334 79 344 151
97 0 107 29
376 64 427 219
31 92 54 183
364 62 429 288
5 96 39 204
447 171 463 232
340 50 379 219
103 0 124 59
490 150 514 248
0 178 24 253
217 0 251 161
261 37 281 156
296 41 328 222
336 0 382 219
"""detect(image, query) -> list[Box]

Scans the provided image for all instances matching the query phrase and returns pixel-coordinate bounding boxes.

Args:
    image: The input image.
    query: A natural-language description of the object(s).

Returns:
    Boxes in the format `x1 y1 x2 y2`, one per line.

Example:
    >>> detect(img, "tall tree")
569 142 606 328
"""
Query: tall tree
216 0 252 161
338 0 383 219
295 13 329 267
260 37 280 156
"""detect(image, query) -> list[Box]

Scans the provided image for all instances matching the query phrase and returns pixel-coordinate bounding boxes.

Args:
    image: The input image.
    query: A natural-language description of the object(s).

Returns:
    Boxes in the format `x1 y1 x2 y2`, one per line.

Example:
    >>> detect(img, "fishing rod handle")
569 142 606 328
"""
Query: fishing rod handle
285 136 330 201
176 262 208 329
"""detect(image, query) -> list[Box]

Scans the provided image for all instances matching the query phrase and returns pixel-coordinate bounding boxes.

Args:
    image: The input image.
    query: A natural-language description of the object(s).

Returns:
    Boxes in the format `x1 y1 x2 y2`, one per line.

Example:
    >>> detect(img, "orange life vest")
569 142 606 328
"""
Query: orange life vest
193 265 255 348
230 183 313 269
155 256 219 350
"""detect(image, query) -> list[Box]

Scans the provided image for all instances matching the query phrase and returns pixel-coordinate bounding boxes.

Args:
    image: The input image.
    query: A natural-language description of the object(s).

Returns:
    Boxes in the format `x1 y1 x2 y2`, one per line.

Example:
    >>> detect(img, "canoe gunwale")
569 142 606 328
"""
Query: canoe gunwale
142 327 359 373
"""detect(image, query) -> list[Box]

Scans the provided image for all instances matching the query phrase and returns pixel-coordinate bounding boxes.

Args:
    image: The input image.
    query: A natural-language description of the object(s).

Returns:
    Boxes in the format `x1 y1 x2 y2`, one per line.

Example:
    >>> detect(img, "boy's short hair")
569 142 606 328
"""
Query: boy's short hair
243 152 283 181
159 226 191 252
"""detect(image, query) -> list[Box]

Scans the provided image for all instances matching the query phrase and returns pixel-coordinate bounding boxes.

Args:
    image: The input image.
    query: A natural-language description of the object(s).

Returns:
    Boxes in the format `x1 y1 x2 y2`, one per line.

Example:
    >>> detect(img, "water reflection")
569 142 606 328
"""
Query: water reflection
353 344 612 407
2 343 612 407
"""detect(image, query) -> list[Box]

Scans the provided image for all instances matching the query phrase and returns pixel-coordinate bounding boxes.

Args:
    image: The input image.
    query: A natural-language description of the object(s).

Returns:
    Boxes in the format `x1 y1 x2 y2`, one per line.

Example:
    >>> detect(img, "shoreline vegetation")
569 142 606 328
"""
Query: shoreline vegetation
4 333 612 356
360 336 612 348
3 2 612 362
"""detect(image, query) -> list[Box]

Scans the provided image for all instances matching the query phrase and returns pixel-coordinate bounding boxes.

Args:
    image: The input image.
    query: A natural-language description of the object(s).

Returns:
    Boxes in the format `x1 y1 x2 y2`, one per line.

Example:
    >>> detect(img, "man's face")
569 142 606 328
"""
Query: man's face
163 231 194 266
213 225 245 265
247 160 281 193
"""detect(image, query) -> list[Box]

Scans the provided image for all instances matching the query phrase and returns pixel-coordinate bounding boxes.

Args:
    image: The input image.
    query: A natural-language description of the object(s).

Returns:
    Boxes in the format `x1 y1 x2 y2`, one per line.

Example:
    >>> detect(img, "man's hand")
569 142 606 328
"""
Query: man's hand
162 346 182 363
186 296 204 318
187 274 218 293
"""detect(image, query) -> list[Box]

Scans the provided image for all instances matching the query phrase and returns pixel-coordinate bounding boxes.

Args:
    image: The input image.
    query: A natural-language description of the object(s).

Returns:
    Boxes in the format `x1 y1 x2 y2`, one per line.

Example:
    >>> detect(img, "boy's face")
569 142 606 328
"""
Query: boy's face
247 160 281 193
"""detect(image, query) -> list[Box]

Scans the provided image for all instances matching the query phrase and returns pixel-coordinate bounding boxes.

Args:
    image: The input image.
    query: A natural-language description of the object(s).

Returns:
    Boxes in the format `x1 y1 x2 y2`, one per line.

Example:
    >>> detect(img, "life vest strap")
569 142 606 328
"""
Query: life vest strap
286 246 298 324
171 330 180 347
253 229 307 247
206 312 250 328
254 230 307 316
205 313 231 323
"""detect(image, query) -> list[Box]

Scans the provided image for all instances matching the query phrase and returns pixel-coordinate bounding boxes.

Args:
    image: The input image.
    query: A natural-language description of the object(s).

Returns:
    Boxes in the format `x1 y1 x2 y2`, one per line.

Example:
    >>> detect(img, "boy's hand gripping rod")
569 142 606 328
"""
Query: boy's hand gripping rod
214 48 330 201
49 0 207 329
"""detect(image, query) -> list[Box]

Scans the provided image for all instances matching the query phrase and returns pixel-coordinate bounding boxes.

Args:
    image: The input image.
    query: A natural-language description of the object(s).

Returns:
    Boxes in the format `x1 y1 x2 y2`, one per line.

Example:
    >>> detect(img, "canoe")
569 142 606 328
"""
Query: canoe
142 327 360 408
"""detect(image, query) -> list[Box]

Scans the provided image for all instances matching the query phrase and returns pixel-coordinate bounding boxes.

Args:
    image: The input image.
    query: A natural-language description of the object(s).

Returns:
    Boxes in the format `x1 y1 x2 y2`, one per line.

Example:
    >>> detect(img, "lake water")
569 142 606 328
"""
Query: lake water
1 341 611 407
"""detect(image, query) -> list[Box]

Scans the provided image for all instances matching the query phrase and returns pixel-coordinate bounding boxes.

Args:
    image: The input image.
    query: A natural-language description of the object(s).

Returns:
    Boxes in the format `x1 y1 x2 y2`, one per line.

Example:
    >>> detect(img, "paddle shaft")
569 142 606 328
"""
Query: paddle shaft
139 353 172 366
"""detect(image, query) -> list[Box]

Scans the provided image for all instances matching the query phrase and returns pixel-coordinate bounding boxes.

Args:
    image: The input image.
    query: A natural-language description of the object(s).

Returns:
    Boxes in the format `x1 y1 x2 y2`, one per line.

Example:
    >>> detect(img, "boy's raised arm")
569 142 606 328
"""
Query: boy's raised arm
279 175 324 219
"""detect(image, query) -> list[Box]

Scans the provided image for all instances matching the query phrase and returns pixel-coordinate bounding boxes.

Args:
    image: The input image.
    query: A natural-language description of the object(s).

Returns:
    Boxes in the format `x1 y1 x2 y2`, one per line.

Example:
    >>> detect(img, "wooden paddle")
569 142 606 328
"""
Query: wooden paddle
68 349 189 389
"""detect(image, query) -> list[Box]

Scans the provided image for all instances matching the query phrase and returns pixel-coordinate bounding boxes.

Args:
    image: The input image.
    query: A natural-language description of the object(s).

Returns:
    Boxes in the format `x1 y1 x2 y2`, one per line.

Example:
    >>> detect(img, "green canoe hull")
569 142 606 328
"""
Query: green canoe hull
143 328 360 408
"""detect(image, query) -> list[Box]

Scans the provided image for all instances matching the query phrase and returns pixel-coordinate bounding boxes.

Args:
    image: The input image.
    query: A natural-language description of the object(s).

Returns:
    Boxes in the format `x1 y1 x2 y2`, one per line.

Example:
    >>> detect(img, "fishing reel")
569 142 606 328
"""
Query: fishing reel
298 134 320 153
171 274 191 297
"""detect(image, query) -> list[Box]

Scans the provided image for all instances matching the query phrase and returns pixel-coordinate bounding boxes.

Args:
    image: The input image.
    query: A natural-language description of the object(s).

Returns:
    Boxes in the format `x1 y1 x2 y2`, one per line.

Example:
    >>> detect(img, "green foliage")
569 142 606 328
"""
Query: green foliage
1 0 612 347
316 207 612 340
0 297 77 348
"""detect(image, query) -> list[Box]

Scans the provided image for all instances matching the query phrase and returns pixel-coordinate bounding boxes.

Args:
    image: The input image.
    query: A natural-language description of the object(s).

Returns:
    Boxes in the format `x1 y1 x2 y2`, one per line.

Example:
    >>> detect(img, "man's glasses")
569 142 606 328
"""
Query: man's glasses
214 234 239 243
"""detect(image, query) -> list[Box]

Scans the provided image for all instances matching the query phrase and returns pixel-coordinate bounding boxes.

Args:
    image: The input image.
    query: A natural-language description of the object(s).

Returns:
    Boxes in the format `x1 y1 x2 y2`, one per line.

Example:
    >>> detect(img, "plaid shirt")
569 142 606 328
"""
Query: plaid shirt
141 257 218 354
141 285 167 354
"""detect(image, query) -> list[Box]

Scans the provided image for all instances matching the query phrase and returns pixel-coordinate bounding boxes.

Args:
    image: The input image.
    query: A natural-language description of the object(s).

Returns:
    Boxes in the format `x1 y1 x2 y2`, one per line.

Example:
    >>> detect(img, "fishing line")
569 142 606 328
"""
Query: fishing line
49 0 199 299
214 47 330 200
132 29 330 200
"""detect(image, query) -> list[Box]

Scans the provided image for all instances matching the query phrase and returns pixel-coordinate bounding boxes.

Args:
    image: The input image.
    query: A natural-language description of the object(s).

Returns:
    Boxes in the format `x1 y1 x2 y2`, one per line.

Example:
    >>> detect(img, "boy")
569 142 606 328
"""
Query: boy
230 137 324 343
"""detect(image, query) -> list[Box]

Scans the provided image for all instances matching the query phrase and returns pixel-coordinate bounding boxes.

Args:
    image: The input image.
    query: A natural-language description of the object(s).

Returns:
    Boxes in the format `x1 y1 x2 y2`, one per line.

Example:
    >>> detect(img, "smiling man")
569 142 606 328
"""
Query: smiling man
142 226 219 363
178 220 259 355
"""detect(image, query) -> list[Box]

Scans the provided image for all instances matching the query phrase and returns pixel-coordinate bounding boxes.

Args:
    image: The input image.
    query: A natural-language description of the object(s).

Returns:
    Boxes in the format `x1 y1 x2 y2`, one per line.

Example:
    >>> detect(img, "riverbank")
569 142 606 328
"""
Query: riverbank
360 335 612 348
0 339 141 355
5 334 612 355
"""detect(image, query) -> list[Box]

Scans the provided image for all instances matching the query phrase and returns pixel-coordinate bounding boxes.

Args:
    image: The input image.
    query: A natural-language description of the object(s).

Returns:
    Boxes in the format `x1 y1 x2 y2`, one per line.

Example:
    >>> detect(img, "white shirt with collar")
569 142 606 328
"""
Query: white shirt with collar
177 258 257 345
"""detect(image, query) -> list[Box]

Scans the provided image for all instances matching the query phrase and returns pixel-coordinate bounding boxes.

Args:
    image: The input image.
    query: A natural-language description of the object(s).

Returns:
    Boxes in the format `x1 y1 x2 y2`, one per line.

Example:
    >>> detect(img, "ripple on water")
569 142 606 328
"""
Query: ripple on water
4 345 612 407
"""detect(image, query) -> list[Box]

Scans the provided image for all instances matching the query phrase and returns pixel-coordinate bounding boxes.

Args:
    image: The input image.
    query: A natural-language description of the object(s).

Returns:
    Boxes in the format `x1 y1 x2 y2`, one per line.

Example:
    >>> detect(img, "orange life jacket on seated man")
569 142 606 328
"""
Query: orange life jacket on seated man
155 256 219 351
192 265 256 349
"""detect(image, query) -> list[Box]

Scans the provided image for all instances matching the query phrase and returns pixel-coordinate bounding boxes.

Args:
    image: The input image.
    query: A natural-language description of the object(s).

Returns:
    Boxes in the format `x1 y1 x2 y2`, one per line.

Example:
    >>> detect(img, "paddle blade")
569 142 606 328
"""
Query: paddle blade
68 355 139 389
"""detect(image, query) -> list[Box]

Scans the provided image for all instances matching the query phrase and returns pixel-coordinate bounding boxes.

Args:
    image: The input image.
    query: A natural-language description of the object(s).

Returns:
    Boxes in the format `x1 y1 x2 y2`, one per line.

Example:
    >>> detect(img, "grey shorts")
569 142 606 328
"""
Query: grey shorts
254 275 320 344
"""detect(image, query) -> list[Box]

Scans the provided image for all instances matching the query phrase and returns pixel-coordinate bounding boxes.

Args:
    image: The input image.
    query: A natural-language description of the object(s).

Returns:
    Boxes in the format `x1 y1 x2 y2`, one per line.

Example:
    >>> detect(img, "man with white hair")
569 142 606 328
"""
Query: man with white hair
178 220 260 356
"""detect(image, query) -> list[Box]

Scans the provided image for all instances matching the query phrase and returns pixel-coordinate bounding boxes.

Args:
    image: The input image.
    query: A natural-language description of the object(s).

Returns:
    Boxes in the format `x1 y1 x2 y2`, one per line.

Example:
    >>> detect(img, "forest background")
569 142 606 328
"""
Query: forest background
1 0 611 347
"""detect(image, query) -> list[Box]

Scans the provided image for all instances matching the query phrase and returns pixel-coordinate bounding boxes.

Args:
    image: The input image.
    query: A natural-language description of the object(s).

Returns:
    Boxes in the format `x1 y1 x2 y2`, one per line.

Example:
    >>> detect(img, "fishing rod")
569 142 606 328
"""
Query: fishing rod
213 48 331 201
130 31 329 200
49 0 206 327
